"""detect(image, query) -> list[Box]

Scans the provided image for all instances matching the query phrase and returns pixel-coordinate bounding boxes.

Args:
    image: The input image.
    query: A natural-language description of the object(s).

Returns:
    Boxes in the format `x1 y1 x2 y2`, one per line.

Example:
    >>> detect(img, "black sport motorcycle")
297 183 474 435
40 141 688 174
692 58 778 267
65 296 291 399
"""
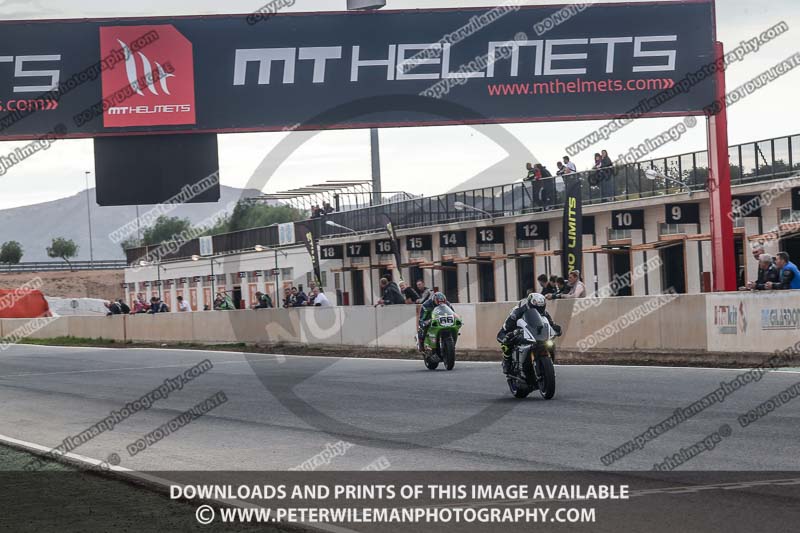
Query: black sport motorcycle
502 308 558 400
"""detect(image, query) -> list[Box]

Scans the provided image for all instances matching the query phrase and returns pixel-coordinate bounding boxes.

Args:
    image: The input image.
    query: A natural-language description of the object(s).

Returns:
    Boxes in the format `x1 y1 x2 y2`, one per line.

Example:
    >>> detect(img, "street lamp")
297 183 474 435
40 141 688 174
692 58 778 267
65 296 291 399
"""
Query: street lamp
454 201 494 219
255 244 288 307
192 254 219 299
347 0 386 205
644 168 694 197
325 219 358 234
139 260 165 298
85 171 94 266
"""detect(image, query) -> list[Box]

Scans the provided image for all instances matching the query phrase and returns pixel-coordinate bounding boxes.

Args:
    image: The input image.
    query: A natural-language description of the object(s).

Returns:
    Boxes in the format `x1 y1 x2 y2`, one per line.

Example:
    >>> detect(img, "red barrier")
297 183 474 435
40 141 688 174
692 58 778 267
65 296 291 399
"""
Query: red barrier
0 289 51 318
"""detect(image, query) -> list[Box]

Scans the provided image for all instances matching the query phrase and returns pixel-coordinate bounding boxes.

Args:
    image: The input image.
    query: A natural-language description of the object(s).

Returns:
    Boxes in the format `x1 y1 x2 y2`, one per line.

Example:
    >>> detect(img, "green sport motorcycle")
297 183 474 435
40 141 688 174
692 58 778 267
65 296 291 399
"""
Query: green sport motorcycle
422 304 463 371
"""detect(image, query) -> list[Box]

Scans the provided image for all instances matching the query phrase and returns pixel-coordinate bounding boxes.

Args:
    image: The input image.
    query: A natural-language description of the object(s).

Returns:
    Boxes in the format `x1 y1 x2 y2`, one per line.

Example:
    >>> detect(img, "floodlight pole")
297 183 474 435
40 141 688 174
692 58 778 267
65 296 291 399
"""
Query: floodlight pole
707 41 737 292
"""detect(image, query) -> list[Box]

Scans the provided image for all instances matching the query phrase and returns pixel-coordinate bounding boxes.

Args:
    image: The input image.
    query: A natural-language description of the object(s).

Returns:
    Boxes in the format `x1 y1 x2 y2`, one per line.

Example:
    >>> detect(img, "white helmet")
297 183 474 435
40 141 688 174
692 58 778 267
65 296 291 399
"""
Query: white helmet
526 292 546 310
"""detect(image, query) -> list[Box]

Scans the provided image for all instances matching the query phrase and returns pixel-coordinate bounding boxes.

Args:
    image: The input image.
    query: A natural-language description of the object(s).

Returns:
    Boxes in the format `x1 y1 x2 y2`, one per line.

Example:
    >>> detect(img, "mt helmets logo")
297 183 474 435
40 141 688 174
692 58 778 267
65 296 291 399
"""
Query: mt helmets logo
99 25 196 128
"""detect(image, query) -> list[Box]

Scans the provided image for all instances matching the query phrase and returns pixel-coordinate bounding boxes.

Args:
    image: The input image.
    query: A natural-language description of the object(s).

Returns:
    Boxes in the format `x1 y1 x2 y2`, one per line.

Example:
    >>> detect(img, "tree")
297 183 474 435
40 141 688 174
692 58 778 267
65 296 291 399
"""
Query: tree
47 237 79 270
119 235 142 252
141 216 193 245
0 241 23 266
203 201 305 235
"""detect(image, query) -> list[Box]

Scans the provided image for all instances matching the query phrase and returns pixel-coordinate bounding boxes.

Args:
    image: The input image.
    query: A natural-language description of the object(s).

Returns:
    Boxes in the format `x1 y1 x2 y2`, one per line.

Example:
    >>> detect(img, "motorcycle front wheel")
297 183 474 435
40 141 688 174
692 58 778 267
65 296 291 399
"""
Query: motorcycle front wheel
441 332 456 371
536 356 556 400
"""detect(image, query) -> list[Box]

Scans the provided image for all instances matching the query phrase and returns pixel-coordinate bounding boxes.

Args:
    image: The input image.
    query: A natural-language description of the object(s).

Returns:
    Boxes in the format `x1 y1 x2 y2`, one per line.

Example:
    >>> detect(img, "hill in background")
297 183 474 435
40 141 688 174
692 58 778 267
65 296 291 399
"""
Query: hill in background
0 186 262 262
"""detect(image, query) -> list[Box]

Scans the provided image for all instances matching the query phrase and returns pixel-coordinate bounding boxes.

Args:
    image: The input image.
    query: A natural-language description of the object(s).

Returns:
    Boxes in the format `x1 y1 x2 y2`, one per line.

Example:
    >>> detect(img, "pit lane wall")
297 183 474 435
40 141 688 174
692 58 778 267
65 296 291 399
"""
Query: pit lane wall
1 292 798 356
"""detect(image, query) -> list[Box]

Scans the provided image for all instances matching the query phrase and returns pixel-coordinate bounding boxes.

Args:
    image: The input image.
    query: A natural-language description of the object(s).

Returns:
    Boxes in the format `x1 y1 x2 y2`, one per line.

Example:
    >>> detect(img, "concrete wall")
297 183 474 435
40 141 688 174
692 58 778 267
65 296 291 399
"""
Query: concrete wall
2 291 798 355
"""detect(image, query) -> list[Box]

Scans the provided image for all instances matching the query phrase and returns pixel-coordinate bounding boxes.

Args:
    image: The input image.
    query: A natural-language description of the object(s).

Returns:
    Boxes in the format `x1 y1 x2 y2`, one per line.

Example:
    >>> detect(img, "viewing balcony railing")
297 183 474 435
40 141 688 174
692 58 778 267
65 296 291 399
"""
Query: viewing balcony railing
125 132 800 265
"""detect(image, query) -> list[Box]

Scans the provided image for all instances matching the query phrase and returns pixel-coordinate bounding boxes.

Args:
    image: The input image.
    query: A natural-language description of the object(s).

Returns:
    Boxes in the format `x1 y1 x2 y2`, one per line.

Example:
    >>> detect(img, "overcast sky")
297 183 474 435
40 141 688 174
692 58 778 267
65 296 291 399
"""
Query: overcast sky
0 0 798 209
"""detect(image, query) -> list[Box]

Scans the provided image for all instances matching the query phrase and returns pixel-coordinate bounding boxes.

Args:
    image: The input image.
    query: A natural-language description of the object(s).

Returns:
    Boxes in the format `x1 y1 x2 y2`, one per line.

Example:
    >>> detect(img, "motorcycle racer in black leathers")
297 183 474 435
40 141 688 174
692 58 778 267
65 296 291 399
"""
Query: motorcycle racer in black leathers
497 293 561 374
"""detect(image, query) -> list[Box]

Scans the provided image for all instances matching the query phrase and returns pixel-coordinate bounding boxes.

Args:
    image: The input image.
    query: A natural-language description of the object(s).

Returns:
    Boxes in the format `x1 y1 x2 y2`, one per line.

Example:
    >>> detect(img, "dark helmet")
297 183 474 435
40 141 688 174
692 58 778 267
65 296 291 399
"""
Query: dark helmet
432 292 447 305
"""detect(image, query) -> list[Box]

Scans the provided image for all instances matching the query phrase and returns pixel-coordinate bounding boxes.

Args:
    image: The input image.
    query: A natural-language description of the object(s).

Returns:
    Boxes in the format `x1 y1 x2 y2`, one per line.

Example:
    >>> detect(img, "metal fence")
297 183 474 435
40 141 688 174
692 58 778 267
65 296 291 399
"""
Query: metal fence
1 260 127 273
125 132 800 265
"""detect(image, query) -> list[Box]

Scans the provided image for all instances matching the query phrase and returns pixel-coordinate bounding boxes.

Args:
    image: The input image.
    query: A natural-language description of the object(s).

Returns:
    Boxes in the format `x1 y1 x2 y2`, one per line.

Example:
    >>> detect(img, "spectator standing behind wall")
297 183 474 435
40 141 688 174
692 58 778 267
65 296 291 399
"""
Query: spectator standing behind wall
548 271 586 299
766 252 800 290
741 253 780 291
177 295 191 312
311 287 331 307
399 281 420 304
148 297 169 313
376 277 405 306
253 291 273 309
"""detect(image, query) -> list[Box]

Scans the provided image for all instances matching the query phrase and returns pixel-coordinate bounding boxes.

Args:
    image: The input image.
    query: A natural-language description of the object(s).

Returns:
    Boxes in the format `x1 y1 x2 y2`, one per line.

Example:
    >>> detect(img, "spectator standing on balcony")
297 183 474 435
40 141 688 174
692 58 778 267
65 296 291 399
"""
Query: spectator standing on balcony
416 280 431 303
176 295 191 312
563 156 577 174
524 162 537 181
766 252 800 290
323 202 334 215
601 149 615 201
536 163 554 208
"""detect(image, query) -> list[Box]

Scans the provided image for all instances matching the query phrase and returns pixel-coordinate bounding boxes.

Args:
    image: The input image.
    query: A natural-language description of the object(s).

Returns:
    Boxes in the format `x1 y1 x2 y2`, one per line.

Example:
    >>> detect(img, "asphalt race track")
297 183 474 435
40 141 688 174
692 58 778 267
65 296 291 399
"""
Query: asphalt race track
1 344 798 472
2 344 800 532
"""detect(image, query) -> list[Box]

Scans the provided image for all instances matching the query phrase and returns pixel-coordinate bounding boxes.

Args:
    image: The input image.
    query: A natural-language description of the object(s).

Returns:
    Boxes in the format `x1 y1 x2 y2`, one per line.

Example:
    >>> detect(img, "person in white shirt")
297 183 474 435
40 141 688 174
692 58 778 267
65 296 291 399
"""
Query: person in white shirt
563 156 577 174
547 270 586 299
176 295 191 312
310 287 332 307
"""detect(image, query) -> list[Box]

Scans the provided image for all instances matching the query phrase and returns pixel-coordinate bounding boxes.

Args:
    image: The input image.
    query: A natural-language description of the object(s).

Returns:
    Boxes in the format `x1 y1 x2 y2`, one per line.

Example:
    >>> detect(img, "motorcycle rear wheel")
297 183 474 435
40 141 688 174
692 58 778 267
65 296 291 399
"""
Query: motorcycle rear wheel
424 356 439 370
507 378 531 398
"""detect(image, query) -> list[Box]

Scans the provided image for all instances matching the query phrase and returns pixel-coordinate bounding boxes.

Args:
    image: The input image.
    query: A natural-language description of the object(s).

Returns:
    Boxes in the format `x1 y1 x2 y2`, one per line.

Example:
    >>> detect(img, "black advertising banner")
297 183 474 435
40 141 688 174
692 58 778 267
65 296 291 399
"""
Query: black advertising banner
297 222 322 288
476 226 505 244
320 244 344 260
732 195 762 218
562 178 582 276
793 187 800 211
346 242 371 258
440 231 467 248
665 202 700 224
406 234 433 251
516 221 549 241
381 214 404 284
0 2 716 140
611 209 645 230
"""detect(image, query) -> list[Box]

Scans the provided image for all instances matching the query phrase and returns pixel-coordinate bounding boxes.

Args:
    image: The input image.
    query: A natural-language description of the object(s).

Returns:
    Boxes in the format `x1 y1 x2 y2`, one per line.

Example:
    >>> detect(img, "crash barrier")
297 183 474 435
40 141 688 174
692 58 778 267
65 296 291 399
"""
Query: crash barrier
1 292 798 355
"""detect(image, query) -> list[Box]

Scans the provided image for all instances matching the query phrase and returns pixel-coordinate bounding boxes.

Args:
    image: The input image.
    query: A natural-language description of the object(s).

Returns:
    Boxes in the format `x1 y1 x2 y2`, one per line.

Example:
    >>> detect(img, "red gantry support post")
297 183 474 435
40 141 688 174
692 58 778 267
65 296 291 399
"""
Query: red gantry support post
706 41 737 292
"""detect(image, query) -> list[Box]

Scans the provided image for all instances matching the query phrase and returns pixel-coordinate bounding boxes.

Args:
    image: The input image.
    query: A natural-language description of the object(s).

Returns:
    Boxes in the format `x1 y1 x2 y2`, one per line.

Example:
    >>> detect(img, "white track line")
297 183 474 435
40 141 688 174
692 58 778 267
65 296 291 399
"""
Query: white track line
7 343 800 373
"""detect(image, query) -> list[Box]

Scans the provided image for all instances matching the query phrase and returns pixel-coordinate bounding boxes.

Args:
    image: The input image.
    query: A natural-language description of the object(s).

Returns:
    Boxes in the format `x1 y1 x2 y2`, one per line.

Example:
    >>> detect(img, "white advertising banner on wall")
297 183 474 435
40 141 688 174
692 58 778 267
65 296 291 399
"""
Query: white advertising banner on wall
706 292 800 353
